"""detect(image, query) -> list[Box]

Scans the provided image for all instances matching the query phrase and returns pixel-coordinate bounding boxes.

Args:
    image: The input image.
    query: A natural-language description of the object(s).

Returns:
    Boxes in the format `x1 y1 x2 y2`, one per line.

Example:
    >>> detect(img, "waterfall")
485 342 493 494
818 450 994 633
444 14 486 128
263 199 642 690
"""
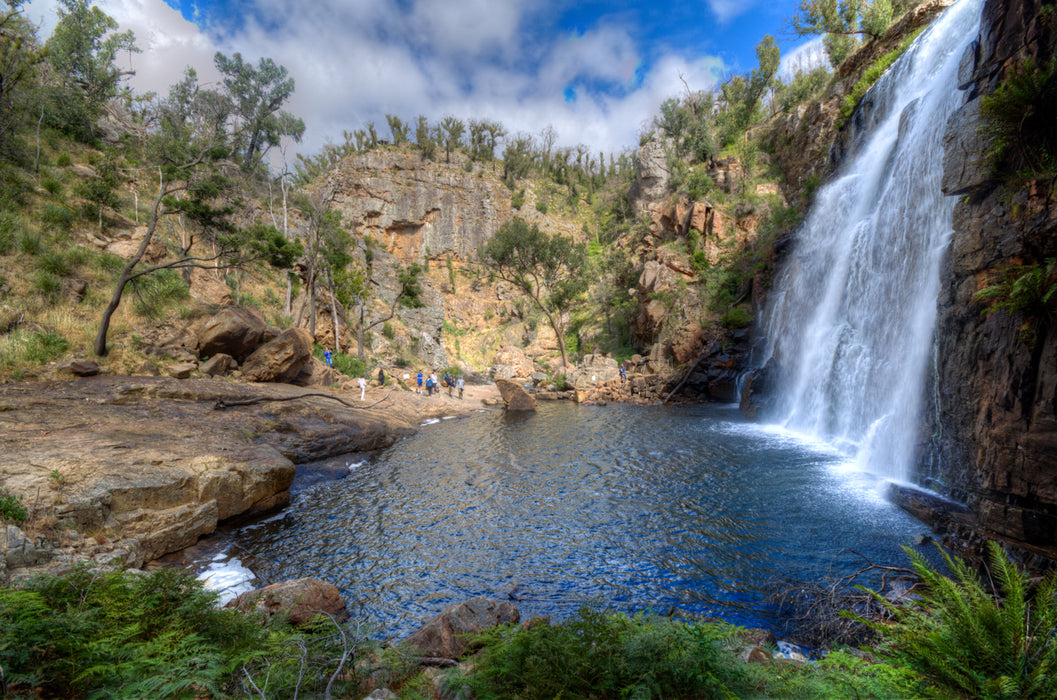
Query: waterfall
757 0 983 482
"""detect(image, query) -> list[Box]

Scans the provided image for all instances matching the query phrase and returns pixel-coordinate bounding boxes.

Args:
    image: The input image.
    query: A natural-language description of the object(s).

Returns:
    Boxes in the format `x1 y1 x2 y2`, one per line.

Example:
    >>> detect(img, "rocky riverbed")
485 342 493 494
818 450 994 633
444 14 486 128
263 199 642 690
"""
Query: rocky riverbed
0 375 497 581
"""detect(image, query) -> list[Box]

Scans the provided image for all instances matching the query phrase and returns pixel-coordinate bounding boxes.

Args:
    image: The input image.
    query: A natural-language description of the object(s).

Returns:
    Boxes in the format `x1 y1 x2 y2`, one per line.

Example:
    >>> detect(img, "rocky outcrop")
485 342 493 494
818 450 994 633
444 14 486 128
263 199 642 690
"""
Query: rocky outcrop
492 345 534 379
628 137 672 214
768 0 957 205
925 0 1057 551
404 597 519 659
0 377 418 575
495 378 537 411
325 150 510 264
225 577 349 625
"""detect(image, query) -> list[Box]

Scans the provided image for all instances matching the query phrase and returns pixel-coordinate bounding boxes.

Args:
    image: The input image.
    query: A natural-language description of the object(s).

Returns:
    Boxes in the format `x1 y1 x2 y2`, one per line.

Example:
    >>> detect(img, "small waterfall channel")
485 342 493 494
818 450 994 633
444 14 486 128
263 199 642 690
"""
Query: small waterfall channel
756 0 983 483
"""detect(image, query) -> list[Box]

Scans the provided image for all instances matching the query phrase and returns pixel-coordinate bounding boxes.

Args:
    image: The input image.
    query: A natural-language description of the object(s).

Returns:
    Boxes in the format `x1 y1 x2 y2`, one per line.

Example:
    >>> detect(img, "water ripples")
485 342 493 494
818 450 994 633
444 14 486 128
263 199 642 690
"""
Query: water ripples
226 402 928 637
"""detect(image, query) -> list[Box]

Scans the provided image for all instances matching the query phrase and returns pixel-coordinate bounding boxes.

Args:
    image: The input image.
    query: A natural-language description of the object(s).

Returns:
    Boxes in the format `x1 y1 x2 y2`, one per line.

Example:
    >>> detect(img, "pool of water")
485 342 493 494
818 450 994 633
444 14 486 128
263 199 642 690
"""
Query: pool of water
202 401 931 637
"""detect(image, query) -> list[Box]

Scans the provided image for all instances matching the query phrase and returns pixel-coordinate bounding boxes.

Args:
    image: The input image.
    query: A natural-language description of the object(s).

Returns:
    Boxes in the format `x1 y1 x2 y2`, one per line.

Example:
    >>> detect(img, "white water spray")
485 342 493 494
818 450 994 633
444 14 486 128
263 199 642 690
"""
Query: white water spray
758 0 983 482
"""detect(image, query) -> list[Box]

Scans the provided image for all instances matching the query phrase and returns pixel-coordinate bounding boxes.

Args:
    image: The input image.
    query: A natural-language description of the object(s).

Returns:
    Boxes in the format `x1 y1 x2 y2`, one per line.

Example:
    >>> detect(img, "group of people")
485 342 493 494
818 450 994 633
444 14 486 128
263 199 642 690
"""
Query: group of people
417 370 464 398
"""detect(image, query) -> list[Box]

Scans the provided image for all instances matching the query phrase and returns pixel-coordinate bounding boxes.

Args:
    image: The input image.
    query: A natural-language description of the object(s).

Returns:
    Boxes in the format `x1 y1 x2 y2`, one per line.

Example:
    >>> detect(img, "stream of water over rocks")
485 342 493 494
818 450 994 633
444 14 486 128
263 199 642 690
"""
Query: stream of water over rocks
195 402 931 638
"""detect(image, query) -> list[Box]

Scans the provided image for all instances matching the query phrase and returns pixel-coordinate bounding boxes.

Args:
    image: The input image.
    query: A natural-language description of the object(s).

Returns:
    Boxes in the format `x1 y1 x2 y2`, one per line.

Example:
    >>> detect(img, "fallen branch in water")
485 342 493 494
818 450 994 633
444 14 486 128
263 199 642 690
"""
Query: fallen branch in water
213 388 395 411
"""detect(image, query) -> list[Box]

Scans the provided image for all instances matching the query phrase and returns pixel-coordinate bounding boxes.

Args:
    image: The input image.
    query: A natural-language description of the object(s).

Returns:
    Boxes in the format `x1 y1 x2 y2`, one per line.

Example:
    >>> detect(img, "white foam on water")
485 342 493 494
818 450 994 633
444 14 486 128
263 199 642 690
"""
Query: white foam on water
199 555 257 606
421 418 441 426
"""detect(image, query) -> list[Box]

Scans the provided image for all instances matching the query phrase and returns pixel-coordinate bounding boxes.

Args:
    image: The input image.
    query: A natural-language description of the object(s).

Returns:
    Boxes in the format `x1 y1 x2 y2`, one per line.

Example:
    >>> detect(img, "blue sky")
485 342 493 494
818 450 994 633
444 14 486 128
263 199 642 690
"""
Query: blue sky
25 0 825 160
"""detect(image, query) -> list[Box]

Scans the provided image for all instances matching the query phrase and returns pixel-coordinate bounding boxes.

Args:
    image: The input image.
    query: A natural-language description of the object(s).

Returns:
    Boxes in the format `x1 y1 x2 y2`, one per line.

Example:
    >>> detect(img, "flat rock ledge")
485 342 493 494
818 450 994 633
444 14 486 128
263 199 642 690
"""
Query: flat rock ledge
0 376 419 580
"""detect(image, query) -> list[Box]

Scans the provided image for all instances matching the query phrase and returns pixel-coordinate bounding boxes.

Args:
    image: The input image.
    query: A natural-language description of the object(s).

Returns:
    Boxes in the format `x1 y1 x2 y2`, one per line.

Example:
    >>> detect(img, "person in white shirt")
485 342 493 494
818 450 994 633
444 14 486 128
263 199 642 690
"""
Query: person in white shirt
357 375 366 401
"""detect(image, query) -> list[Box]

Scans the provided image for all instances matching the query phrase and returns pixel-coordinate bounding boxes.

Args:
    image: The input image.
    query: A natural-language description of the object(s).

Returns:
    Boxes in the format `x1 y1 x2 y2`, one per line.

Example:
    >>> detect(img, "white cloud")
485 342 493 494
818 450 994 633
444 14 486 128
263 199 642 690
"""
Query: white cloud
778 36 829 80
707 0 757 24
21 0 727 160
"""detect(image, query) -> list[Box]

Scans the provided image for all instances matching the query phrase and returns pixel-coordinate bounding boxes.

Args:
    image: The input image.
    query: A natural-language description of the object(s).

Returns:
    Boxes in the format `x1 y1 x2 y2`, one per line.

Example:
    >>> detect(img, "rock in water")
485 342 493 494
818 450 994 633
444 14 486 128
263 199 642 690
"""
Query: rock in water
404 597 519 659
225 577 349 625
495 378 536 411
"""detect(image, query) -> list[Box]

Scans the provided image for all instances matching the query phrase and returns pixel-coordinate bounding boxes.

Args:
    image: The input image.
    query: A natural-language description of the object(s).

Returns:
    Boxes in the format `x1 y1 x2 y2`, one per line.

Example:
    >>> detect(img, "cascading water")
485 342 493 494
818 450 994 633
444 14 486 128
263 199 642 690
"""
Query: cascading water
757 0 983 483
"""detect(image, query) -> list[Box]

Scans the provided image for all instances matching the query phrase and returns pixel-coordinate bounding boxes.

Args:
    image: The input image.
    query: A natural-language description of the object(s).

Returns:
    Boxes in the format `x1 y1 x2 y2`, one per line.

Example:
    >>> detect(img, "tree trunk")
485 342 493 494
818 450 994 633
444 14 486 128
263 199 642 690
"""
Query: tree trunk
358 303 366 362
309 270 317 339
94 183 167 356
327 270 340 353
542 307 569 374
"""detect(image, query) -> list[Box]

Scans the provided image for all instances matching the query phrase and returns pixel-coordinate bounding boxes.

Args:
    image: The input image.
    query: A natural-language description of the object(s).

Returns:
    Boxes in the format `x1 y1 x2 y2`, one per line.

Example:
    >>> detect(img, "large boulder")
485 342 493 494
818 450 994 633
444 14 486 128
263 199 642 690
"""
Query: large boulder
495 378 537 411
491 345 534 379
404 597 519 659
225 577 349 625
241 328 313 384
197 307 269 362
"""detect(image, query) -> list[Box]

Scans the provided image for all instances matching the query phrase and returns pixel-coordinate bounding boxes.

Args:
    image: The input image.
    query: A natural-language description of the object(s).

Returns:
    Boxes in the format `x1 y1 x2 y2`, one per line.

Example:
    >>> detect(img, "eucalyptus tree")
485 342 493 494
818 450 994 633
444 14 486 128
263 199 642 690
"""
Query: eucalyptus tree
0 1 44 151
482 216 588 372
214 51 305 169
439 115 464 163
43 0 138 138
93 68 301 356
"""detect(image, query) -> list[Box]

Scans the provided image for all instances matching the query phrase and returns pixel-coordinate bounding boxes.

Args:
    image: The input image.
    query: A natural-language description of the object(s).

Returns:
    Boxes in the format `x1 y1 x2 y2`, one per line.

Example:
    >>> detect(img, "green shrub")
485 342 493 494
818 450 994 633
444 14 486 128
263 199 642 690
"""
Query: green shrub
980 58 1057 182
39 203 73 232
857 542 1057 700
0 328 69 366
511 188 525 210
382 321 396 339
128 269 190 319
37 249 72 277
0 211 17 254
0 487 27 524
398 263 426 308
86 248 124 274
752 649 931 699
55 152 73 167
535 199 548 214
41 176 63 197
721 306 753 329
685 169 714 201
451 604 750 699
840 28 925 124
315 346 367 379
16 230 41 255
973 258 1056 346
32 270 63 302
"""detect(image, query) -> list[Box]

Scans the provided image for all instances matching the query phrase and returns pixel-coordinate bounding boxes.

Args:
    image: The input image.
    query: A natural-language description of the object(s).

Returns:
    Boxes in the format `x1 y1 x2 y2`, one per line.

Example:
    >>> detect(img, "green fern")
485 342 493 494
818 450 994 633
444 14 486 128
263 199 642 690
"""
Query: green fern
855 542 1057 700
980 58 1057 181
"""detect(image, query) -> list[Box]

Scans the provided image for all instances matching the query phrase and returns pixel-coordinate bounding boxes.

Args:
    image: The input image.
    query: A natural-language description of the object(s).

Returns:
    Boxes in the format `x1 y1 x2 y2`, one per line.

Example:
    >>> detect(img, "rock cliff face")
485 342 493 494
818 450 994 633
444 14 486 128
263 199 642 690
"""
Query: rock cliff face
324 150 511 265
927 0 1057 550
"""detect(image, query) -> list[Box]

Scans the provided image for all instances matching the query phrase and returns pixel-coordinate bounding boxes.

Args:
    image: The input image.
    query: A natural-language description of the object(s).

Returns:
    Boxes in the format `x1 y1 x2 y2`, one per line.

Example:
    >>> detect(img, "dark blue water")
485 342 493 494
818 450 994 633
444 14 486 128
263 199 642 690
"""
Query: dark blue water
226 402 929 637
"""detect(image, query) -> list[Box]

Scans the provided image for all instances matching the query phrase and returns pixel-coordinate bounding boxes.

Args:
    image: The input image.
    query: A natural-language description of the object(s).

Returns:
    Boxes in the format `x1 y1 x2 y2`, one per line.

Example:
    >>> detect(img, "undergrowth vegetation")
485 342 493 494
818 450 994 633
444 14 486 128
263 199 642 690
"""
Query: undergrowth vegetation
1 545 1055 699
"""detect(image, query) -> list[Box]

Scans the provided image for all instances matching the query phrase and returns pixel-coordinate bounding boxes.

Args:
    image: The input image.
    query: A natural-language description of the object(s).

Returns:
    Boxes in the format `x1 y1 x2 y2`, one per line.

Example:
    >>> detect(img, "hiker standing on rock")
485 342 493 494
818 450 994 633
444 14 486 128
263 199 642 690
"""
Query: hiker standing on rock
358 375 367 401
457 376 464 399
